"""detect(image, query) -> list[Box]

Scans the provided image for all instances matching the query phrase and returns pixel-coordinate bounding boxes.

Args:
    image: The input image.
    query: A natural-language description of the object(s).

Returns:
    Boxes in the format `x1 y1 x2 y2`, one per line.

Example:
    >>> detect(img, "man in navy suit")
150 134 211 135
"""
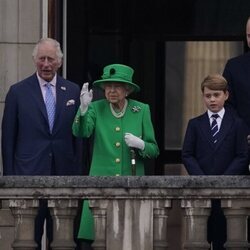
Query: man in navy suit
1 38 83 249
222 15 250 245
223 17 250 149
182 74 248 249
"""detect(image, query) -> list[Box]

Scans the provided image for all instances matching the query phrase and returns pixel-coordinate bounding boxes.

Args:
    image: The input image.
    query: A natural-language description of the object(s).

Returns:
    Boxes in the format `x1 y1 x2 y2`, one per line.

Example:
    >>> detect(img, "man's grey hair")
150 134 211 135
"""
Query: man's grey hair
32 38 63 63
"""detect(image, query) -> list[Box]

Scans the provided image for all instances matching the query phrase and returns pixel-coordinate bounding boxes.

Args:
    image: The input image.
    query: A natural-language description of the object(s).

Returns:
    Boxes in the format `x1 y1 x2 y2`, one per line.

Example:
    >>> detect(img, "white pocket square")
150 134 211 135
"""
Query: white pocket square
66 99 75 106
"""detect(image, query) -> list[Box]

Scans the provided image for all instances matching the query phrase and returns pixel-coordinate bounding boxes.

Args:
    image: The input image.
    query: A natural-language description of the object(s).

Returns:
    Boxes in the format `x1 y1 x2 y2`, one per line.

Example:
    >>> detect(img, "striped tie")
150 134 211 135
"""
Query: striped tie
45 83 56 133
211 114 219 143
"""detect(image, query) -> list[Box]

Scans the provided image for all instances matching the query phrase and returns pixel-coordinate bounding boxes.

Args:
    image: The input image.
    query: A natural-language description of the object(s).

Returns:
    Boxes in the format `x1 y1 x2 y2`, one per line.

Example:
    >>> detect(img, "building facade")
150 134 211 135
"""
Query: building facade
1 0 250 175
1 2 250 249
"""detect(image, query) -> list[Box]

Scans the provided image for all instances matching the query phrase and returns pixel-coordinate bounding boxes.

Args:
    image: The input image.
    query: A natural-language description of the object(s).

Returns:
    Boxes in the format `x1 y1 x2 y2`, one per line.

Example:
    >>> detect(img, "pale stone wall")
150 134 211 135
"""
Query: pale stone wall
0 0 43 175
0 1 43 248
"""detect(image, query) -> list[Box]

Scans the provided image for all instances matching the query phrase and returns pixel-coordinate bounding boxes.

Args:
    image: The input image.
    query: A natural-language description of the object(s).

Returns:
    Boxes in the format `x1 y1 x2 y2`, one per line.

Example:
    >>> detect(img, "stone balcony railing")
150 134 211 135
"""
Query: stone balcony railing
0 176 250 250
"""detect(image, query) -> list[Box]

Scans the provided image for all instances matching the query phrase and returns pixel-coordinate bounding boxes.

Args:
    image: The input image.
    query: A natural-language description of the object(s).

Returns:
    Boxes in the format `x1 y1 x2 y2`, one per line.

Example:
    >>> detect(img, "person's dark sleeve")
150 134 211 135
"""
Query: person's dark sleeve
2 86 18 175
182 120 205 175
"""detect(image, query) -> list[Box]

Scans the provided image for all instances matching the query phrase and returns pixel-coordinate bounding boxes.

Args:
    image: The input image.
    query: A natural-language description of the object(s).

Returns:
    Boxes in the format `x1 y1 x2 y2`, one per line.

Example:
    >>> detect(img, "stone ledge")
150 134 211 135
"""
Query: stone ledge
0 175 249 188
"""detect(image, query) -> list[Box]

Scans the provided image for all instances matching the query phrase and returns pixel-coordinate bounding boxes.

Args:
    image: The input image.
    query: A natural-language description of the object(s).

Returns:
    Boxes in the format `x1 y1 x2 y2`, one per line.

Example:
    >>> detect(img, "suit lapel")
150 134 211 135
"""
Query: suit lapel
27 74 48 122
246 53 250 86
53 76 67 133
199 113 215 147
215 110 233 148
199 111 234 149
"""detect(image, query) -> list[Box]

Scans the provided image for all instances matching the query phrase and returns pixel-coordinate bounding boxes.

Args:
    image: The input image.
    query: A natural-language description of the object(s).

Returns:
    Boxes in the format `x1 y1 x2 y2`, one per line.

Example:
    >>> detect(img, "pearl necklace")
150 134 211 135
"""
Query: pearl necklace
110 99 128 118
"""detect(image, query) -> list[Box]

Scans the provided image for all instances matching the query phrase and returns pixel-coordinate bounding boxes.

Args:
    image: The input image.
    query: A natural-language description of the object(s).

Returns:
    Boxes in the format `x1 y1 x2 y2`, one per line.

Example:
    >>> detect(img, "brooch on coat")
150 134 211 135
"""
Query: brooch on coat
131 106 141 113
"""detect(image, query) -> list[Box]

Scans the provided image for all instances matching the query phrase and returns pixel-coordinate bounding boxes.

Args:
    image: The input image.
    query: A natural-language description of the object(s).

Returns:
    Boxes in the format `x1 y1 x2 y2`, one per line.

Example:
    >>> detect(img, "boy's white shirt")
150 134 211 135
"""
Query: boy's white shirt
207 108 225 131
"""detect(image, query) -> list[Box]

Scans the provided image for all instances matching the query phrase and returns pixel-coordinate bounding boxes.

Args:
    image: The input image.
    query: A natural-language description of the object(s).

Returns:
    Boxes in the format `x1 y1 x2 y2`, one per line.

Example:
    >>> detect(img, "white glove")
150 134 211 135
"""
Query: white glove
80 82 93 114
124 133 145 150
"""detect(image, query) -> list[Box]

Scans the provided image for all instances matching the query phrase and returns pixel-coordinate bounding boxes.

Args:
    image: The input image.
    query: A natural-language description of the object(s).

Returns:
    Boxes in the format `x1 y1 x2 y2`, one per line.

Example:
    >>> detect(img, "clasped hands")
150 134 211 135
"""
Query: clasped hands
248 135 250 145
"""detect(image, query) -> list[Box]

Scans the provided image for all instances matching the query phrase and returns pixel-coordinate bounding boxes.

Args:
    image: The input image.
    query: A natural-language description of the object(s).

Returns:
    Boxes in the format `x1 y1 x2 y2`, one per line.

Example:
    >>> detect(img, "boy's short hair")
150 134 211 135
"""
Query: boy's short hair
201 74 228 93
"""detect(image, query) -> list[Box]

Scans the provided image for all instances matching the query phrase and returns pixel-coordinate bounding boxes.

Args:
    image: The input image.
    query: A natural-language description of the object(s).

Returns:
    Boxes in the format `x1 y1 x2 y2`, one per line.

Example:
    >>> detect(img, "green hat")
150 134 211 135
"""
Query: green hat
93 64 140 92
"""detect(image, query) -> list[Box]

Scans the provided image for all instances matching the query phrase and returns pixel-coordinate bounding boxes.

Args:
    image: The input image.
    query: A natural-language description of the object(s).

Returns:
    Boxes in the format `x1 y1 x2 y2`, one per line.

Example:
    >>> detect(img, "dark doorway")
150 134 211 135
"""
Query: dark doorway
64 0 250 175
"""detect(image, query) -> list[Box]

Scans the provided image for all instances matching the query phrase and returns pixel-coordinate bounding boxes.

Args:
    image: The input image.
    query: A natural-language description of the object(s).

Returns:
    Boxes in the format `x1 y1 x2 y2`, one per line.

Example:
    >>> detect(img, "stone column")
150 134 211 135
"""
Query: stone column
9 199 39 250
48 199 78 250
153 200 171 250
0 200 15 250
222 199 250 250
90 199 109 250
90 199 158 250
181 199 211 250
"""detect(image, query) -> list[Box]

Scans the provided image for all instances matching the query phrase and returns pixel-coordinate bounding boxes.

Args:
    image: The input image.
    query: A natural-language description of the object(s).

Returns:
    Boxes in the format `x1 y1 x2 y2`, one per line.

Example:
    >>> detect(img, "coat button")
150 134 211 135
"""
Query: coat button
115 127 120 131
115 158 120 163
115 142 121 147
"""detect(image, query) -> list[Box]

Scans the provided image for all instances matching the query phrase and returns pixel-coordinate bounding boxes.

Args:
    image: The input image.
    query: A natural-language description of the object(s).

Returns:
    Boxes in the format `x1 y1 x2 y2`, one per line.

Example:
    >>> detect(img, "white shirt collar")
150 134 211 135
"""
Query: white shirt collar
207 108 225 119
36 72 57 87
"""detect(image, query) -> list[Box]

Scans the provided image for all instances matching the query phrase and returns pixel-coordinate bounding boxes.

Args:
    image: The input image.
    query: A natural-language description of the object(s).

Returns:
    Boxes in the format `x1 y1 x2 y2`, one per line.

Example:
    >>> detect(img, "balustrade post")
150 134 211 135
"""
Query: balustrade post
89 199 109 250
9 199 39 250
48 199 78 250
181 199 211 250
90 198 168 250
0 200 15 250
153 200 171 250
222 199 250 250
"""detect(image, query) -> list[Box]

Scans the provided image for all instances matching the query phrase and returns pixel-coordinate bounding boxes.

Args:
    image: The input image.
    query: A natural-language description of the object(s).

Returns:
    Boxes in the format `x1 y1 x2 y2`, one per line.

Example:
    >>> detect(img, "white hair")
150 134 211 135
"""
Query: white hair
32 38 63 63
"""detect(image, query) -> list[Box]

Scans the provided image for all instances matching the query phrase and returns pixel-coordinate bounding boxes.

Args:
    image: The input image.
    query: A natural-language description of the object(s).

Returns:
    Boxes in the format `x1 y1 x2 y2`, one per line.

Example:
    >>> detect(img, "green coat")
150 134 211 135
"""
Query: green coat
72 98 159 240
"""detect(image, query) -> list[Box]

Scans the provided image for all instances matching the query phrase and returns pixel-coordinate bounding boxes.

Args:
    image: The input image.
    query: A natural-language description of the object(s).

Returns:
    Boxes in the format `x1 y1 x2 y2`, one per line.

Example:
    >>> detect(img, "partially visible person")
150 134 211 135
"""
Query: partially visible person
223 16 250 155
1 38 84 250
182 74 248 250
223 15 250 243
72 63 159 246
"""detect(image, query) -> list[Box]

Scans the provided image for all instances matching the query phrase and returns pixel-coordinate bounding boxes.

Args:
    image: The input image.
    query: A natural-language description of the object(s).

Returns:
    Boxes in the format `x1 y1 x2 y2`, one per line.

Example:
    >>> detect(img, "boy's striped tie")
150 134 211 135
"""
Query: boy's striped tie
211 114 219 143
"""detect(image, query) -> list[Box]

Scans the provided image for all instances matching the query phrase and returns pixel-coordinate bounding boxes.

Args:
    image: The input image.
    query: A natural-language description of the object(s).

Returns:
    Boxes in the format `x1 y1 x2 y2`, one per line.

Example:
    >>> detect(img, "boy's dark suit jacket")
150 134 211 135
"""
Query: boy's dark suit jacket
2 73 82 176
182 108 248 175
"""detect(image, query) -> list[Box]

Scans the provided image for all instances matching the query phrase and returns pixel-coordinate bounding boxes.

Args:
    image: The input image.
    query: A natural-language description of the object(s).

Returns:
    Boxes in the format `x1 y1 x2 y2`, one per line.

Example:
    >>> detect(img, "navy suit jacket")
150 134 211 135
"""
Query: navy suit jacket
223 52 250 132
182 109 248 175
2 73 83 176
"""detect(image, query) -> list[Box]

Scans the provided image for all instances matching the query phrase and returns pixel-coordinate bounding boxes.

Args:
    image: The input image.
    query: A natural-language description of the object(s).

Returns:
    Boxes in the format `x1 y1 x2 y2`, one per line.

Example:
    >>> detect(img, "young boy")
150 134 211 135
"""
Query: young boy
182 74 249 249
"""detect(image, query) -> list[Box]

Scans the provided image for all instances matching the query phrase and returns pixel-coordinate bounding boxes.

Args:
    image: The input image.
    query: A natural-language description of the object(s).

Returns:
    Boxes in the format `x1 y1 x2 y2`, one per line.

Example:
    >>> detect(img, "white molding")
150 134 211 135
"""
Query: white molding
62 0 67 78
42 0 48 37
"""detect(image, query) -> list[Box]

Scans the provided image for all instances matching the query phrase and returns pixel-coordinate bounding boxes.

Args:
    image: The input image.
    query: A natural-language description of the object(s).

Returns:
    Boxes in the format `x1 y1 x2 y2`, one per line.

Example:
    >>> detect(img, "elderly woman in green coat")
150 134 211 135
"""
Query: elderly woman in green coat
72 63 159 242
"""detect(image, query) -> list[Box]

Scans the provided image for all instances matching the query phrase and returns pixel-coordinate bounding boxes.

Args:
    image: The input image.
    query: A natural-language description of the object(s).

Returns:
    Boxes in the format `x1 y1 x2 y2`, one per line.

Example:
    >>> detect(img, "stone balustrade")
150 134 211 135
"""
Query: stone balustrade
0 176 250 250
